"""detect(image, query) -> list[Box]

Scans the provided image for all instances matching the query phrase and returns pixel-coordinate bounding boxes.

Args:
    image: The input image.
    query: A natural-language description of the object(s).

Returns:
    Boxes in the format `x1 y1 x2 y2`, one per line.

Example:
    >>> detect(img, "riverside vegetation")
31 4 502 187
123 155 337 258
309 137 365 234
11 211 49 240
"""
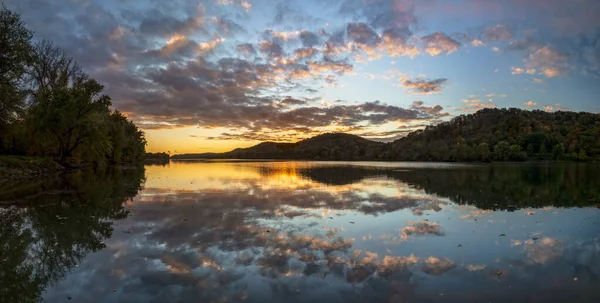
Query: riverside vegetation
0 6 148 178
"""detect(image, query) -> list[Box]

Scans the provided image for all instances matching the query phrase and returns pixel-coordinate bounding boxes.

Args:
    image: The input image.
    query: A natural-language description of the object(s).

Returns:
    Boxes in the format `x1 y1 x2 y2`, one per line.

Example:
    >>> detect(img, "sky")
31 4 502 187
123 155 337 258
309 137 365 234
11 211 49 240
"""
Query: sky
5 0 600 153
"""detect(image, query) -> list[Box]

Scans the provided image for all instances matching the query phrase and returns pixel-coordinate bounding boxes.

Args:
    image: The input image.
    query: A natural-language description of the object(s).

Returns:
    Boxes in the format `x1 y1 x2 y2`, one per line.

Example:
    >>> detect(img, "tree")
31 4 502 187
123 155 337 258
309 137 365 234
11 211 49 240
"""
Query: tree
539 144 548 159
509 144 526 161
526 143 534 157
0 7 148 164
29 75 112 162
552 143 565 160
0 5 32 130
494 141 511 161
476 143 490 162
27 40 82 101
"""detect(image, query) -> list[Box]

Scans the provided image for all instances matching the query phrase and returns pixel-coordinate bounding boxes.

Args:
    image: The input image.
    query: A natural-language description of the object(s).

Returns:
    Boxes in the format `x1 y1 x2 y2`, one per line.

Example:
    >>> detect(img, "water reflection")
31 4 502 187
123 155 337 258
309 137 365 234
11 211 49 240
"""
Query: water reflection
2 162 600 302
0 166 145 303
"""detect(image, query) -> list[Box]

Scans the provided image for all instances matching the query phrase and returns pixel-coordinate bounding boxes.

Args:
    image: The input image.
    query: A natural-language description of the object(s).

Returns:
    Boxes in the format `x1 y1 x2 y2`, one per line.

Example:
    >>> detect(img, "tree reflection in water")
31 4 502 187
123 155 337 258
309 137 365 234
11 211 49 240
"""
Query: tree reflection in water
0 166 145 303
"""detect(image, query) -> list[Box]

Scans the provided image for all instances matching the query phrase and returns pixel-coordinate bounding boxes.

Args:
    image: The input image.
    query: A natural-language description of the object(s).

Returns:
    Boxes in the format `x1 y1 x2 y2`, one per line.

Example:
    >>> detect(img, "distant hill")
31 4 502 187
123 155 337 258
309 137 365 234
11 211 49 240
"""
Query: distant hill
172 133 385 160
172 108 600 162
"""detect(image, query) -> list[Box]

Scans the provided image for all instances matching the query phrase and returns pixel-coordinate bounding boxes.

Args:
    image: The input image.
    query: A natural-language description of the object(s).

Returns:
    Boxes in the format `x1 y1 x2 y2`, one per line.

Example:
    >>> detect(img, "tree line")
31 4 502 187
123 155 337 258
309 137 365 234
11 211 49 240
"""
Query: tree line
387 108 600 162
175 108 600 162
0 6 146 166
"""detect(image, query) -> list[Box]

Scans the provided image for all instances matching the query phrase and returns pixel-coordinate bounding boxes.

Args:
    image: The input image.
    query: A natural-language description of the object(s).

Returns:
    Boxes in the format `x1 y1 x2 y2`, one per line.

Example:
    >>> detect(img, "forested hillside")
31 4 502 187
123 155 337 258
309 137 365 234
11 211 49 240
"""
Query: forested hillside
175 109 600 162
0 6 146 167
387 108 600 162
172 133 385 160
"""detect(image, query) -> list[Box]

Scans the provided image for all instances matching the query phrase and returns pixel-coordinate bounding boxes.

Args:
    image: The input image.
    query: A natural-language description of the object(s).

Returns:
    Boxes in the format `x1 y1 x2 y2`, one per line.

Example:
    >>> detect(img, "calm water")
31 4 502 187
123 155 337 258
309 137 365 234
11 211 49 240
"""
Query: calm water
1 161 600 303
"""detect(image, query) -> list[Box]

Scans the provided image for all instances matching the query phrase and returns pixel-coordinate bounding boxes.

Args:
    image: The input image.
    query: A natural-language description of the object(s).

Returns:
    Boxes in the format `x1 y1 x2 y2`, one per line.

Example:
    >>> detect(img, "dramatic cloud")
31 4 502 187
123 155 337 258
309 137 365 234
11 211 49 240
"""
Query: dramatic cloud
236 43 256 55
400 221 444 240
484 24 513 42
401 77 448 94
420 257 455 275
420 32 461 56
525 46 569 78
347 22 381 46
296 30 319 47
411 101 447 116
4 0 599 146
515 237 563 265
259 40 285 58
294 47 317 58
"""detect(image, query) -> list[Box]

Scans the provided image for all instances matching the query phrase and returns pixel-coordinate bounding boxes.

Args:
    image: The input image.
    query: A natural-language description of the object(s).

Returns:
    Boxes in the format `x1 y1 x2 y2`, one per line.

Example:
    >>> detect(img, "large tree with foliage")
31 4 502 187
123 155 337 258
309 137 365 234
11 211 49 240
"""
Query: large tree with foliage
0 7 147 165
0 5 32 138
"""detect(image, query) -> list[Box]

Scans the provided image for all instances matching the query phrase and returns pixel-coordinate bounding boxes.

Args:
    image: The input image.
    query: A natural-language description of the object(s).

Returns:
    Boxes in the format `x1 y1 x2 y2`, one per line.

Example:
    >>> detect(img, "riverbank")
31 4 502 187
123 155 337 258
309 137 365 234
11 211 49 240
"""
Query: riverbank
0 156 66 180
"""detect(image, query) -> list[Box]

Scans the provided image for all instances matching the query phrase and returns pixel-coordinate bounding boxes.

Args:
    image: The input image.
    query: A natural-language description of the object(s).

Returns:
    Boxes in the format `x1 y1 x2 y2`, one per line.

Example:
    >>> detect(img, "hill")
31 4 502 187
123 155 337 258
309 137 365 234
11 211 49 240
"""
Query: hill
172 133 385 160
173 108 600 162
387 108 600 162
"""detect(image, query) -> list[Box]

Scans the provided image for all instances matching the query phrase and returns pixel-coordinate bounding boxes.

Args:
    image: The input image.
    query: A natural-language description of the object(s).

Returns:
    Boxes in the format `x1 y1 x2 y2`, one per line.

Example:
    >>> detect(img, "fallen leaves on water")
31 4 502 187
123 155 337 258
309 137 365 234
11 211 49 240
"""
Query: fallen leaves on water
495 270 502 276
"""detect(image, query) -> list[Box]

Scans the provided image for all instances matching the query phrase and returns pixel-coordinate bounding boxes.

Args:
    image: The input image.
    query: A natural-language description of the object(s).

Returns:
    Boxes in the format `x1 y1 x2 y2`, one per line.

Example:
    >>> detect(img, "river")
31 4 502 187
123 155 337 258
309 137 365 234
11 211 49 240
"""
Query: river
1 161 599 302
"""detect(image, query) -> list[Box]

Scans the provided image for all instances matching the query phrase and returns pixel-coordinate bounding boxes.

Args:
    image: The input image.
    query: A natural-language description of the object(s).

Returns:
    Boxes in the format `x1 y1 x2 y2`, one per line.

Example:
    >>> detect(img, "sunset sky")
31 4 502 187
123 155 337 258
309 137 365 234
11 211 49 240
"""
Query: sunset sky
7 0 600 153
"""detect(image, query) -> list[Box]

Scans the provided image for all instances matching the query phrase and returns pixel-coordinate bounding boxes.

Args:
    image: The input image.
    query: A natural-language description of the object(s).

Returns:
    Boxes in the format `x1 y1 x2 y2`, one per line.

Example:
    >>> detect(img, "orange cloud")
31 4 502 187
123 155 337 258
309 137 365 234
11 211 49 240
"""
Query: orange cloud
524 101 537 107
420 32 461 56
526 46 569 78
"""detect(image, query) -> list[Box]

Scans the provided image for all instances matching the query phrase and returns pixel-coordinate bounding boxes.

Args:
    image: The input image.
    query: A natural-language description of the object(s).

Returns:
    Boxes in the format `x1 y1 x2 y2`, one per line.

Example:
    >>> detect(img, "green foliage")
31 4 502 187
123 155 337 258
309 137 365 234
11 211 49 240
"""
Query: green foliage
0 5 33 131
552 143 565 160
494 141 510 161
388 108 600 162
176 107 600 162
477 143 490 162
0 7 147 166
509 144 526 161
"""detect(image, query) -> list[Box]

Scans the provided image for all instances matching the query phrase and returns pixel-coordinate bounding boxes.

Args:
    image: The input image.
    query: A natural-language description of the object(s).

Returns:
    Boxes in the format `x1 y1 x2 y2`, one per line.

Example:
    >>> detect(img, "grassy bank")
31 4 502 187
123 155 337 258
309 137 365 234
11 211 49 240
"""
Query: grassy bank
0 156 65 180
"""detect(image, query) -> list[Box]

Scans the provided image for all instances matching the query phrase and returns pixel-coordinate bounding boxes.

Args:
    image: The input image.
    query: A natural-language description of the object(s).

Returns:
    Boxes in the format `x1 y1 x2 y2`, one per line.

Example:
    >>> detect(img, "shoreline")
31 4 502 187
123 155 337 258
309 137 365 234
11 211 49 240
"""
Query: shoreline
0 156 154 182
